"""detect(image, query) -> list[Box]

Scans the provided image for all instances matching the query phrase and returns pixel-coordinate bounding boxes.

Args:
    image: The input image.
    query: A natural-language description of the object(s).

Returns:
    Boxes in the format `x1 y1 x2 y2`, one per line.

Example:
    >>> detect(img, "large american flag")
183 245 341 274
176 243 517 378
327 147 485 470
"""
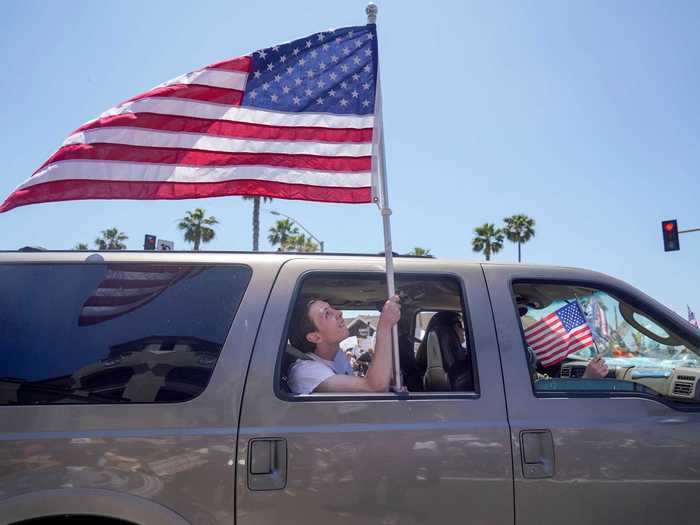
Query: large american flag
524 301 594 367
1 25 377 213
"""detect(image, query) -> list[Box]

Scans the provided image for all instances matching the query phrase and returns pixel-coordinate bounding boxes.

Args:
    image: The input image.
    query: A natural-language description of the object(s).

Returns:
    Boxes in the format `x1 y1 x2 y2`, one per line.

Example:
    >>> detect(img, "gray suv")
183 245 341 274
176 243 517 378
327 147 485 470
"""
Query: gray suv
1 251 699 525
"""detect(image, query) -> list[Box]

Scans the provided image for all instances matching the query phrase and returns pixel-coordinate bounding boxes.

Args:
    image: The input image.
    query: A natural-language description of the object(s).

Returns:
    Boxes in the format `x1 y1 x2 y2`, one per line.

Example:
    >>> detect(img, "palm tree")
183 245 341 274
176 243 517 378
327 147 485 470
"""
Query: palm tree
178 208 218 251
503 214 536 263
471 223 504 261
94 228 128 250
286 234 320 253
407 247 431 256
73 242 89 251
268 219 298 251
243 196 273 251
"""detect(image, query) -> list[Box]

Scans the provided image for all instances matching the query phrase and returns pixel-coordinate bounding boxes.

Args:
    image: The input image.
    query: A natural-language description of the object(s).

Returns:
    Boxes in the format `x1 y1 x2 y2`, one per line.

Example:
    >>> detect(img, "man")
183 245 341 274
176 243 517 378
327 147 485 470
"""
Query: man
287 295 401 394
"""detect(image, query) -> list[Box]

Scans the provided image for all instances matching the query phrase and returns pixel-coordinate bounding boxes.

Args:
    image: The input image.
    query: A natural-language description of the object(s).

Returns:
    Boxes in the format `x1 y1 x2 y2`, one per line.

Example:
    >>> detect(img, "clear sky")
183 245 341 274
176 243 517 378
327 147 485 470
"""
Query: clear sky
1 1 698 316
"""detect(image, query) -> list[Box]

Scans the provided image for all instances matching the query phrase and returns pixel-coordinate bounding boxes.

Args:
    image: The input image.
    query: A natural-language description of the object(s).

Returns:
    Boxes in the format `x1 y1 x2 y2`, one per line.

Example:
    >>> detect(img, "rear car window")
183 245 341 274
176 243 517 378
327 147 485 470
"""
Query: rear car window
0 263 251 405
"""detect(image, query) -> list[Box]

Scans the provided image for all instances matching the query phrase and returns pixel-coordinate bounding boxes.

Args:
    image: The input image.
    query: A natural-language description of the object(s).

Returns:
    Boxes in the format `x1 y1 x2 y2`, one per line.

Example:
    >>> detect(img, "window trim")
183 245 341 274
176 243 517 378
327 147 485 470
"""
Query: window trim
509 277 700 412
274 270 481 402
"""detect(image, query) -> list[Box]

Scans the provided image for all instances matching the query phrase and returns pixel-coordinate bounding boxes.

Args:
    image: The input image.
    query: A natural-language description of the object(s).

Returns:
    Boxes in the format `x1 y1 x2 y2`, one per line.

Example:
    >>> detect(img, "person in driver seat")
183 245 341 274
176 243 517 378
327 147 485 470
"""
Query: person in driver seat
287 295 401 394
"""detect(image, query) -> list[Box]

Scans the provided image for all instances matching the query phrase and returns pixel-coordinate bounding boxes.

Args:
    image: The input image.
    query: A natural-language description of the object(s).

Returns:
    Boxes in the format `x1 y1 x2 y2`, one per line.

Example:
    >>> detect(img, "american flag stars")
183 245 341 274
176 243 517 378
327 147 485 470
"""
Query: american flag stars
244 25 377 115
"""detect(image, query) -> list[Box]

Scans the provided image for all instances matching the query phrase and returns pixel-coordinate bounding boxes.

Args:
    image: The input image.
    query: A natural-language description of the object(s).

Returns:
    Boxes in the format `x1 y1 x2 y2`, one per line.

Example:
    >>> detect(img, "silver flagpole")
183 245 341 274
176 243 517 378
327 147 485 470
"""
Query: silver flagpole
367 3 402 390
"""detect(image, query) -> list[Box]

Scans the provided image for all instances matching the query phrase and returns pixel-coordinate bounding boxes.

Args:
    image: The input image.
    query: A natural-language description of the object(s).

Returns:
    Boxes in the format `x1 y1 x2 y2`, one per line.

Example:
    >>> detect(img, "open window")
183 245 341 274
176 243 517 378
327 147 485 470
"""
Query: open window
279 272 477 396
513 282 700 404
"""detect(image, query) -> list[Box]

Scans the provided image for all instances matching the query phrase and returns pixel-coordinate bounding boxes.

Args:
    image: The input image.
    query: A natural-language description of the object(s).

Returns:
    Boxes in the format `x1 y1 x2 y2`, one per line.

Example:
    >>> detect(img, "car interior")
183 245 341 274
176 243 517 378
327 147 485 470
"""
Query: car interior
280 273 475 394
513 282 700 404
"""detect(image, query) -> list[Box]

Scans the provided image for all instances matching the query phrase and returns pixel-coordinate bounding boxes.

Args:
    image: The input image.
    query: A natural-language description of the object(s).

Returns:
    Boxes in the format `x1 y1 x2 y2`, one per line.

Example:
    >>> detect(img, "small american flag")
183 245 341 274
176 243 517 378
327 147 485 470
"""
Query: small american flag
1 25 377 212
524 301 594 367
79 265 199 326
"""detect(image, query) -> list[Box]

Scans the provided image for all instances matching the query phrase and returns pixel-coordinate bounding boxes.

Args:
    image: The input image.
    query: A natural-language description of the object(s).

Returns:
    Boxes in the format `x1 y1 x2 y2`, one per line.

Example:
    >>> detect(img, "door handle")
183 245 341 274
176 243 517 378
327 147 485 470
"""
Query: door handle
520 430 554 479
247 438 287 490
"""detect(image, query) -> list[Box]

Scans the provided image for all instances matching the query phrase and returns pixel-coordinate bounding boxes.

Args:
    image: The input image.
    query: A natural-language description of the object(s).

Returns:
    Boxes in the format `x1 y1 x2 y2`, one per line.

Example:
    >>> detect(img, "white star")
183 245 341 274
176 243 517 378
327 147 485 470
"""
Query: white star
352 73 360 81
317 33 325 41
304 88 313 96
322 43 330 51
340 98 348 107
329 72 338 81
367 32 374 40
280 55 287 63
274 74 282 82
298 58 306 66
341 64 349 73
272 45 280 52
287 66 294 75
355 40 363 48
316 97 324 104
353 56 361 65
253 70 262 79
282 85 291 94
365 48 372 56
293 96 301 105
249 90 257 99
306 69 314 78
267 63 275 71
340 81 348 89
271 94 279 102
362 99 370 107
295 77 303 86
331 55 339 63
317 79 326 88
363 64 371 73
292 48 300 56
342 47 351 56
362 82 370 90
310 49 318 58
319 62 326 70
305 40 312 48
262 82 270 91
329 89 336 97
257 49 267 59
351 89 359 98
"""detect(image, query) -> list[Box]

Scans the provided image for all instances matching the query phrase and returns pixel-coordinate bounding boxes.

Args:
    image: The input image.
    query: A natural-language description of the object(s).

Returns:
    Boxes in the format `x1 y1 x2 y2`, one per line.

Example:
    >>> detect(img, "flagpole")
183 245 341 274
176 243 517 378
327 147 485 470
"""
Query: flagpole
367 3 402 390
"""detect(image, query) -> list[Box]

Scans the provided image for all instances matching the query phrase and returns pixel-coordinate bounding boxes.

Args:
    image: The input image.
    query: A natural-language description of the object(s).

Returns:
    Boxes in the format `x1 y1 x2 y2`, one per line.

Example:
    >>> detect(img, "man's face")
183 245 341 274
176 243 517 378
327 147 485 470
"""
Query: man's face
306 300 349 346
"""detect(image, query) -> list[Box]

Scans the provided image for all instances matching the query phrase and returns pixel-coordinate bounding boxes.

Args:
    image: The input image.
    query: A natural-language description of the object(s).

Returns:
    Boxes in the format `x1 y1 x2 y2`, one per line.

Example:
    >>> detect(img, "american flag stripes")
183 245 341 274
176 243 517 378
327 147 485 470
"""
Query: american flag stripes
524 301 595 367
689 305 699 329
79 265 199 326
1 25 378 213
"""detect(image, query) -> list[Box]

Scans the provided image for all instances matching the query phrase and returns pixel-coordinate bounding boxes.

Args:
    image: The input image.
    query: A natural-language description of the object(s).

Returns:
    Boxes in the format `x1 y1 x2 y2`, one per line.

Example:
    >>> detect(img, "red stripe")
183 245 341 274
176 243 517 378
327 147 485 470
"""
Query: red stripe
206 56 252 72
74 113 373 143
37 144 371 173
127 84 244 105
0 179 371 213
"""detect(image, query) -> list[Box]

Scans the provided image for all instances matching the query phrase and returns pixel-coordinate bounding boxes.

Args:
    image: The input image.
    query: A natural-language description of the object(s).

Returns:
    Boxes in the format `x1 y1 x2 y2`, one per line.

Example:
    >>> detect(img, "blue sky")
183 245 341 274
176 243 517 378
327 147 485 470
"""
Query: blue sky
1 1 698 316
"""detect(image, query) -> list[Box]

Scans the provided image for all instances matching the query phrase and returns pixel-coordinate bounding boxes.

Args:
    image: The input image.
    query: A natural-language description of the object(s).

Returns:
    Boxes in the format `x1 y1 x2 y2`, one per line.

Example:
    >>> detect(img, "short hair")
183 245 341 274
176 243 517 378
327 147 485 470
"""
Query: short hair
289 298 321 353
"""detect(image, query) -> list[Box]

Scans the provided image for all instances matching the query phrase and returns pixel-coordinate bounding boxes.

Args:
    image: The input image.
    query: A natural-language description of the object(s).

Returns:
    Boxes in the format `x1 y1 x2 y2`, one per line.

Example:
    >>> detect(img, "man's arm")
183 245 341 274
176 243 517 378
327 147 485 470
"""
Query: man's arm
315 295 401 393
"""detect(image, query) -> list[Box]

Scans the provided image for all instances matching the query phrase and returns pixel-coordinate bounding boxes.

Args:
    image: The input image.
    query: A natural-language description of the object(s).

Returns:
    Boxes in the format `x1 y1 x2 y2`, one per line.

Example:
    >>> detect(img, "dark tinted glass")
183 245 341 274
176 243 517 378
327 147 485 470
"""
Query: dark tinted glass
0 263 251 404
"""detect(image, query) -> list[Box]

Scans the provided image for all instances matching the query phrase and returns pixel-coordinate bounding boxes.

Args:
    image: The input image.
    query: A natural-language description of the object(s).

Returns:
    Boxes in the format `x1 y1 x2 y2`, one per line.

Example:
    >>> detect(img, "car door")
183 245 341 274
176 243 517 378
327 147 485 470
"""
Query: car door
484 264 700 525
236 258 513 525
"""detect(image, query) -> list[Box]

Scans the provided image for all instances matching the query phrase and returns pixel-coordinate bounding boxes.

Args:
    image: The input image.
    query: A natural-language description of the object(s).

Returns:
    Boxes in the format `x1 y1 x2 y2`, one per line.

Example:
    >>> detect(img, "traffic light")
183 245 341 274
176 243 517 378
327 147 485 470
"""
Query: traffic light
662 220 680 252
144 234 157 251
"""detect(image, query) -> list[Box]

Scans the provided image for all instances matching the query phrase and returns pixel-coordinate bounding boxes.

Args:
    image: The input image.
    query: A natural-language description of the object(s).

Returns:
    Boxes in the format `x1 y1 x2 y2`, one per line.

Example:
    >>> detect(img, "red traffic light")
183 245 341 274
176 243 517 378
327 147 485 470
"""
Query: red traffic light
661 220 679 252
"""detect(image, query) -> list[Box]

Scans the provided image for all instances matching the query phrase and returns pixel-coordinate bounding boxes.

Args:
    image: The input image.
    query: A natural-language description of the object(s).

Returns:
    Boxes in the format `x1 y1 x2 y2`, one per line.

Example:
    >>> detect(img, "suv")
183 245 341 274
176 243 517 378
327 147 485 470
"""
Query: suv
1 251 699 525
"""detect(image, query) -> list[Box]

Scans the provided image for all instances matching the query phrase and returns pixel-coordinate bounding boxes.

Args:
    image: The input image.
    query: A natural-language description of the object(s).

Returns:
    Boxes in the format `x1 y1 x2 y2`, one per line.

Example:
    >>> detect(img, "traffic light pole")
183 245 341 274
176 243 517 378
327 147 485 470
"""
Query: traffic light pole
679 227 700 234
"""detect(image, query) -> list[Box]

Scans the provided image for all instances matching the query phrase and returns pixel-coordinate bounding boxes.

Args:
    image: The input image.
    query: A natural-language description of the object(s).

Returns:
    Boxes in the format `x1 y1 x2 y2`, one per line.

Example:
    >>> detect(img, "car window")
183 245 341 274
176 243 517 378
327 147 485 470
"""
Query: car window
281 273 476 395
513 282 700 404
0 263 251 405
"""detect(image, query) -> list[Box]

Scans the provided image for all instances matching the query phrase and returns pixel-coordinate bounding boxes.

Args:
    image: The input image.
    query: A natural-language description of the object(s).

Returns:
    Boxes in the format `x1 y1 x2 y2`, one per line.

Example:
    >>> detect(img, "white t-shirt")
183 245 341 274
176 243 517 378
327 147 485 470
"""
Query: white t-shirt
288 351 354 394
